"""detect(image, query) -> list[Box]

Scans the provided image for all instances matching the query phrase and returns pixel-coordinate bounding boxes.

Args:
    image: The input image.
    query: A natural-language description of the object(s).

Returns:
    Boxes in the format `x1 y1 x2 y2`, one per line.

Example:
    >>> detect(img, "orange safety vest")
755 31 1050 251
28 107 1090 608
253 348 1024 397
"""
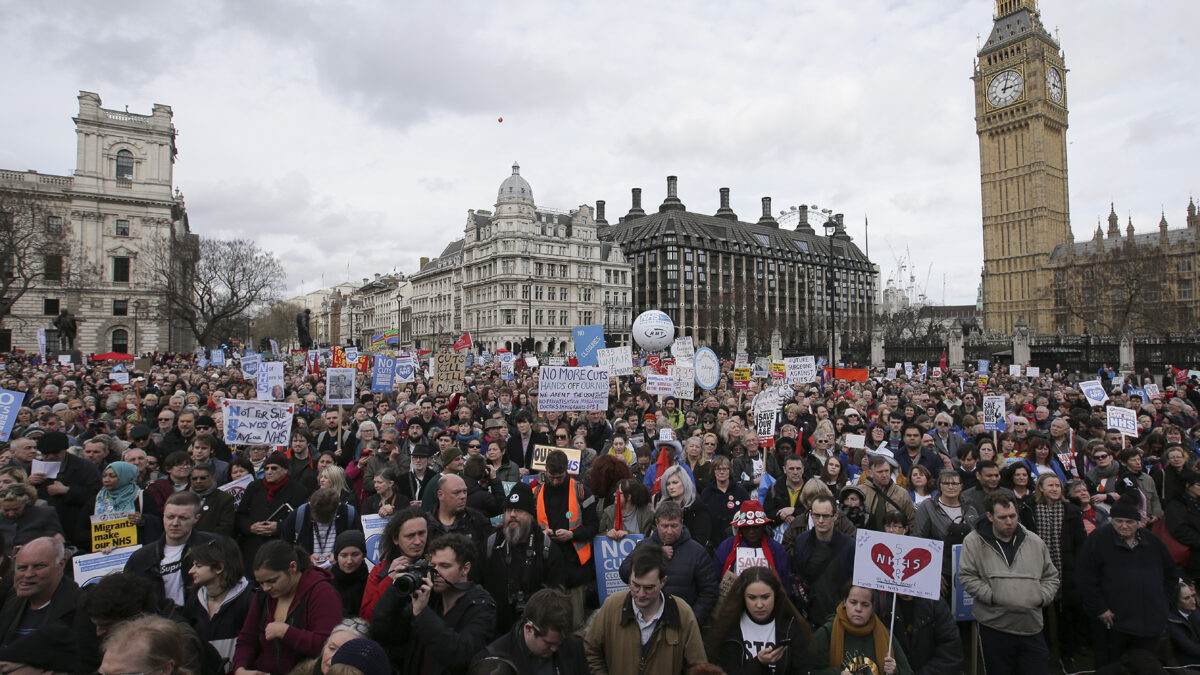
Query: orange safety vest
534 478 593 565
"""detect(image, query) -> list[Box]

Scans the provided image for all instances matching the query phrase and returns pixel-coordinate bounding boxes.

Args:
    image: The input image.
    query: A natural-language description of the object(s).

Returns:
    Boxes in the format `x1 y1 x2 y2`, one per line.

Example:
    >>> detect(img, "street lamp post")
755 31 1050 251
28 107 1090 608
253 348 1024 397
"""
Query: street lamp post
131 299 141 357
824 219 838 381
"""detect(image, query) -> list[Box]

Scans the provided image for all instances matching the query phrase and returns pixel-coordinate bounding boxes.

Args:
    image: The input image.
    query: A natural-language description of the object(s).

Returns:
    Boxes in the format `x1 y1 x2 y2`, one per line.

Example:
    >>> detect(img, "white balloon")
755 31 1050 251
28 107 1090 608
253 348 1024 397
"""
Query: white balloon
632 310 675 352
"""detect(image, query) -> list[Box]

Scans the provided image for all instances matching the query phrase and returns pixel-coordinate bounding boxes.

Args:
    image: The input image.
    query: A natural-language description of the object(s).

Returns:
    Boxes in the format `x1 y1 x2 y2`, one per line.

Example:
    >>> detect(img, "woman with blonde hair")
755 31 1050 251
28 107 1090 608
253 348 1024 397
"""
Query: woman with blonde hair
318 465 356 507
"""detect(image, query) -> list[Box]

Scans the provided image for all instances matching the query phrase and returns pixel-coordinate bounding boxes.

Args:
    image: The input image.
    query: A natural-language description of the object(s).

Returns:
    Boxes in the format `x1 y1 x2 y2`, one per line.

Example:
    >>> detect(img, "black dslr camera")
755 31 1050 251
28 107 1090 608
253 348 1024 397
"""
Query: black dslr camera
393 559 438 595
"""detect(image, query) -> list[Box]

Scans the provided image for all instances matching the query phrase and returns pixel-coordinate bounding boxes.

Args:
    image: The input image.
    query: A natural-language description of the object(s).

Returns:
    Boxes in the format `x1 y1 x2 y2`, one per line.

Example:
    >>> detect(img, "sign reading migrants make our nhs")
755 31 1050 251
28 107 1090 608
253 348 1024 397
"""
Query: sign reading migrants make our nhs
537 366 610 411
572 324 606 367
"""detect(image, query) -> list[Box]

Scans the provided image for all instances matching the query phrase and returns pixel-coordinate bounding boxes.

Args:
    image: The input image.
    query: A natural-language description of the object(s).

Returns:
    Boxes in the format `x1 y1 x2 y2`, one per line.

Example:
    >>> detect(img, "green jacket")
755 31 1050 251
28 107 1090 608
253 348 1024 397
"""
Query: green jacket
809 614 913 675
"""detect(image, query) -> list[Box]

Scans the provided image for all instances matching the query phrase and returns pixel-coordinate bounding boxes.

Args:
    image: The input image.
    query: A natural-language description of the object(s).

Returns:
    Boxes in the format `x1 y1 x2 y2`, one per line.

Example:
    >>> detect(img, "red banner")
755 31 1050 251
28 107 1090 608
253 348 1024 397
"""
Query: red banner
453 332 473 352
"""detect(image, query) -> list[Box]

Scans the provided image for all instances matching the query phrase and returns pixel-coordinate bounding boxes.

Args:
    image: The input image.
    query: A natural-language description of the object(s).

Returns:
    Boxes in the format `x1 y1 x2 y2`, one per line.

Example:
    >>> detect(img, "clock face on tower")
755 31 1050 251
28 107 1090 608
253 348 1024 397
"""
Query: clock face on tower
987 70 1024 108
1046 67 1064 103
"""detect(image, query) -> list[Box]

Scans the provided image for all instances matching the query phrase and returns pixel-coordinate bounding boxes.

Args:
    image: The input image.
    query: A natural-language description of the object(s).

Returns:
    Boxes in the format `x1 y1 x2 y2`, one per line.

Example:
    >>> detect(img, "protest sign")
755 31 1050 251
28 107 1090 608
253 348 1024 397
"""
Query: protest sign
326 367 357 405
904 362 914 378
91 511 137 551
525 355 540 368
769 361 786 380
0 388 21 442
395 355 416 383
547 356 566 366
530 445 582 474
594 534 644 603
537 366 610 411
736 547 770 572
256 362 284 401
977 359 990 375
240 353 261 379
211 349 226 366
785 356 817 385
111 372 129 385
372 356 397 393
646 374 674 396
57 354 72 367
982 395 1007 432
693 347 720 390
345 347 359 364
218 474 254 508
932 367 943 378
362 514 388 566
1008 364 1022 377
1106 406 1138 438
222 399 295 446
499 353 515 380
269 338 279 355
72 545 142 587
597 346 634 377
853 529 944 601
1130 387 1148 402
1026 366 1041 377
572 324 606 367
735 353 749 368
431 353 467 395
1079 380 1109 407
669 365 695 401
1144 383 1161 399
670 336 695 361
951 544 974 621
845 434 866 450
753 357 770 378
732 367 751 390
754 406 777 449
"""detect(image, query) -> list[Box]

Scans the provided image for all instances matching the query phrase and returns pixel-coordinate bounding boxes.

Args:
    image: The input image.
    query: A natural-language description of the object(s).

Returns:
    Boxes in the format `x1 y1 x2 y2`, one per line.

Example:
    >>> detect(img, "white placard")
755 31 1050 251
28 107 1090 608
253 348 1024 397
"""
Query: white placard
853 529 944 601
218 474 254 507
982 395 1006 432
1144 384 1161 399
72 546 143 587
1008 364 1022 377
31 460 61 479
668 365 694 400
1079 380 1109 407
785 356 817 385
646 374 674 396
325 367 357 405
240 353 261 379
904 362 914 378
693 347 721 391
111 372 130 385
257 362 285 401
525 356 540 368
596 346 634 377
845 434 866 450
222 399 295 446
57 354 72 366
670 336 695 361
1026 366 1040 377
362 514 388 566
537 366 610 411
734 353 749 368
1106 406 1139 438
735 547 770 572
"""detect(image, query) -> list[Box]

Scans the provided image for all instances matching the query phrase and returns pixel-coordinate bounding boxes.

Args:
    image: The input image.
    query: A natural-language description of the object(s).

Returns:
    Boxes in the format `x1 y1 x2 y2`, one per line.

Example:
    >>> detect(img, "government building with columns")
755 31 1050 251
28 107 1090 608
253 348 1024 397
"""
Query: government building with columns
409 164 633 354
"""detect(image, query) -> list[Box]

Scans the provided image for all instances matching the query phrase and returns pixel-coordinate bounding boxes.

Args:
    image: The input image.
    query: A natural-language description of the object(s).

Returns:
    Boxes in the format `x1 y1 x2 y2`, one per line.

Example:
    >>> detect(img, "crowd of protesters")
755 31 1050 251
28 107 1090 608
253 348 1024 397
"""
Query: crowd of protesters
1 349 1200 674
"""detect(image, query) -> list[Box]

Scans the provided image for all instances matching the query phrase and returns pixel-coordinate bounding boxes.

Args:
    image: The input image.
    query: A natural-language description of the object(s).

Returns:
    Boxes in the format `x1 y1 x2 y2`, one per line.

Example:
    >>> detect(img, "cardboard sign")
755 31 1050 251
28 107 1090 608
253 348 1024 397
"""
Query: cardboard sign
537 366 610 411
326 367 358 405
669 365 695 400
1106 406 1139 438
735 546 770 572
733 367 751 390
362 514 388 566
530 445 582 474
594 534 644 602
597 346 634 377
693 347 721 390
431 353 467 395
1008 364 1022 377
257 361 285 401
1026 366 1041 377
646 374 674 396
91 511 138 551
0 389 24 442
222 399 295 446
982 395 1007 432
1080 380 1109 407
785 356 817 385
134 358 152 371
670 336 695 361
218 474 254 508
72 545 142 587
852 529 944 601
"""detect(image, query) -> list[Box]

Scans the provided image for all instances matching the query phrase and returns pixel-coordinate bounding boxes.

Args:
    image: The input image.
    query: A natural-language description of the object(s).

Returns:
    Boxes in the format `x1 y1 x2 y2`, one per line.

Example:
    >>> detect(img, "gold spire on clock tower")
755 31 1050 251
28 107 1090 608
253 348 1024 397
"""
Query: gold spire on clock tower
974 0 1070 334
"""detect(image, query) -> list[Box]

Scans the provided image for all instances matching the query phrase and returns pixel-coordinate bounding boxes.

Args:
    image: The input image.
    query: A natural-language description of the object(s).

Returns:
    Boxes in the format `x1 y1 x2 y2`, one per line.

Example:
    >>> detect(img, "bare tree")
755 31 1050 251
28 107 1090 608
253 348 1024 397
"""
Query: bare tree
252 300 302 351
0 190 81 334
1051 242 1176 335
147 236 285 347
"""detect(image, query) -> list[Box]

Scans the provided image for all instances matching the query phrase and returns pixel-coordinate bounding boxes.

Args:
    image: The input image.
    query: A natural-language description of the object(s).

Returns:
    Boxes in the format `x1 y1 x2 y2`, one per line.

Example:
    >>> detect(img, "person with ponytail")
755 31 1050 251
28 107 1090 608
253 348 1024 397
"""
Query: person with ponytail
232 540 342 675
809 583 913 675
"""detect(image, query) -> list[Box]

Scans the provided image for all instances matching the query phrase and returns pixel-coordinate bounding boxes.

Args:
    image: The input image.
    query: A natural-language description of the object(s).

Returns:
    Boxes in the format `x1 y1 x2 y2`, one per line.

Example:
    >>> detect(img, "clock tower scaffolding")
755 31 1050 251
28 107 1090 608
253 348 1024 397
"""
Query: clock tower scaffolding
974 0 1070 334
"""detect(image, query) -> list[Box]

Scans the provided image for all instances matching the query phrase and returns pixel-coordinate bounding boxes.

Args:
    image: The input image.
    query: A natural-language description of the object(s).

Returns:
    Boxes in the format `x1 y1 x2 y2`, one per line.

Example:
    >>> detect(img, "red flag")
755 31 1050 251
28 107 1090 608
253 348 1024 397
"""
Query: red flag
650 446 672 496
939 349 947 371
453 332 473 352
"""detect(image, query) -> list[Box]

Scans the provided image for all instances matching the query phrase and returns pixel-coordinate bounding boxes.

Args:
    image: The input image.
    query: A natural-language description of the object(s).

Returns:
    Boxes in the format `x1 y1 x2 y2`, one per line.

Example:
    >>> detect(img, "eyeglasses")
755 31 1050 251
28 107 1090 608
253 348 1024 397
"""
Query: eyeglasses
1094 454 1110 460
468 444 481 449
158 417 171 422
810 512 836 520
936 422 950 427
939 481 961 487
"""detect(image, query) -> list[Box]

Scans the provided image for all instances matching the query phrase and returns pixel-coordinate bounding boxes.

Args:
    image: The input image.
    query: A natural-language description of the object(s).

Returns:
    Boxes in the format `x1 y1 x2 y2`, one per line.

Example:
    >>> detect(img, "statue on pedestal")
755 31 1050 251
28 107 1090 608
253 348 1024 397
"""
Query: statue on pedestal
52 309 77 351
296 309 313 349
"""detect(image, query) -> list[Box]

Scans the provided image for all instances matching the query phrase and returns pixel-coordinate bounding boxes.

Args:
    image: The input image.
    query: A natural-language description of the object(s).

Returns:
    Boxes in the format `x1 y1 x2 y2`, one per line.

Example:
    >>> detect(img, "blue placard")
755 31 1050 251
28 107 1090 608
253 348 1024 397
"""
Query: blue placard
594 534 645 603
0 388 24 442
372 356 397 393
977 359 990 376
211 349 226 366
572 324 606 367
952 544 974 621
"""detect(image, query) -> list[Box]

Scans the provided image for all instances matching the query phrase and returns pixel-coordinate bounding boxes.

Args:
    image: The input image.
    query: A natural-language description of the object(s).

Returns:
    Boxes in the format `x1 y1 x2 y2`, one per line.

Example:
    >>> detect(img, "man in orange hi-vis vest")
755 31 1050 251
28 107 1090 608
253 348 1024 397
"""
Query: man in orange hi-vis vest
533 449 598 628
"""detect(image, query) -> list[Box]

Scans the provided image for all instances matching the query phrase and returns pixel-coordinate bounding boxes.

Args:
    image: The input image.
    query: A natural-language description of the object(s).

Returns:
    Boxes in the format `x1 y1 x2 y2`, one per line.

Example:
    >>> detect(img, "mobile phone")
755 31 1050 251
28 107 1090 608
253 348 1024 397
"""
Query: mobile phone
776 638 792 648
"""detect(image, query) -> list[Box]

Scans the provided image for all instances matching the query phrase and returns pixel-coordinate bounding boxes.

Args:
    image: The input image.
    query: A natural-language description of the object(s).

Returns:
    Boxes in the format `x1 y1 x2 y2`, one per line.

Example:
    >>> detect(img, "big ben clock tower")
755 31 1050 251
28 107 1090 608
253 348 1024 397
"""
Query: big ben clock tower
975 0 1070 334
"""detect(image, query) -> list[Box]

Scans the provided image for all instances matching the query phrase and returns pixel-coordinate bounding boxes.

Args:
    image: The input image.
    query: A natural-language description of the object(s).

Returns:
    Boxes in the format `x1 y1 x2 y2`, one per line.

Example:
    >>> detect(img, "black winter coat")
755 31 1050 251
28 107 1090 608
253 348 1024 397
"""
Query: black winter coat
370 581 497 675
1027 501 1087 603
474 619 588 674
234 478 310 570
619 526 720 625
480 527 565 632
875 592 963 675
717 616 813 675
1077 523 1178 638
1166 494 1200 580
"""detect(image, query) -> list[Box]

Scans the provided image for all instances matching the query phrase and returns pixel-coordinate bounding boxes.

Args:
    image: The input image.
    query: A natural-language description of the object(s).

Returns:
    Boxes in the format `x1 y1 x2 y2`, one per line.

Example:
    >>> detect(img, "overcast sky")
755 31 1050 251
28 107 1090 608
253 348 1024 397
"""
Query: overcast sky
1 1 1196 306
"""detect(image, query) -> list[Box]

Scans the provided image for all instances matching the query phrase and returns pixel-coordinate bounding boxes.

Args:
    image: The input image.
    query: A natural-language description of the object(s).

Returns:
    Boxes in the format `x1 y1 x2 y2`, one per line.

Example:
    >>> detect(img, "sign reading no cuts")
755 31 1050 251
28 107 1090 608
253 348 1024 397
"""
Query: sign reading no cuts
537 366 610 411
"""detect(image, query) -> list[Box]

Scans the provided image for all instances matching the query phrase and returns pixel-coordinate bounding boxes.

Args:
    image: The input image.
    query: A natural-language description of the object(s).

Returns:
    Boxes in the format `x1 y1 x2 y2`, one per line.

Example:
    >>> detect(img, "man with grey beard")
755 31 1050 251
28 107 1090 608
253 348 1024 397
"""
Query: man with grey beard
480 482 565 632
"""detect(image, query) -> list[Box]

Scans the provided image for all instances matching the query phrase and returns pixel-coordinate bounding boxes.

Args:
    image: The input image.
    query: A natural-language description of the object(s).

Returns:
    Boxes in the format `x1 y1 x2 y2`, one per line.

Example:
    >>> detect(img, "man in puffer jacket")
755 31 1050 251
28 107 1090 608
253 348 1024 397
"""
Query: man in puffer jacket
959 491 1059 675
618 501 719 625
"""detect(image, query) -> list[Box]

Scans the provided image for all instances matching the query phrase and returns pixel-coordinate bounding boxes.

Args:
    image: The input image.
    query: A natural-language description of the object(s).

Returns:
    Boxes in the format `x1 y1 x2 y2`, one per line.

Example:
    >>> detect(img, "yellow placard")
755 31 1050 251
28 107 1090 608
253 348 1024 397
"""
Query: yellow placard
91 512 137 551
769 362 786 379
733 367 751 382
530 444 581 475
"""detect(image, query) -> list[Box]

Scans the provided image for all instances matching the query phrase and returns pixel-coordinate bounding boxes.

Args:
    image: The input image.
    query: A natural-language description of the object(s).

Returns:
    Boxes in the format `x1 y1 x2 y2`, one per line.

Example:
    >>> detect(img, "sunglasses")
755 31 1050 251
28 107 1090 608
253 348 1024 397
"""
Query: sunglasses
468 444 481 449
556 435 569 440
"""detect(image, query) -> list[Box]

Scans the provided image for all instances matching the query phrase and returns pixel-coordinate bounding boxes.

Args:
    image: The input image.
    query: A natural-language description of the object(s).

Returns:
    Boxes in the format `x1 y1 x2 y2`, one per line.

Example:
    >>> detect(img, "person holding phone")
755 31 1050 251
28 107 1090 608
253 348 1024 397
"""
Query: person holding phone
706 566 812 673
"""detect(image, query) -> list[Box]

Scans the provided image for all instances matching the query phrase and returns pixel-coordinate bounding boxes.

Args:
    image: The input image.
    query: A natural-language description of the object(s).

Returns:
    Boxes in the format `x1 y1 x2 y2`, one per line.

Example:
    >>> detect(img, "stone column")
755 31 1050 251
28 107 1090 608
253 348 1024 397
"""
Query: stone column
736 329 748 355
948 329 965 373
1119 334 1135 374
1012 318 1031 366
770 329 782 362
871 329 884 369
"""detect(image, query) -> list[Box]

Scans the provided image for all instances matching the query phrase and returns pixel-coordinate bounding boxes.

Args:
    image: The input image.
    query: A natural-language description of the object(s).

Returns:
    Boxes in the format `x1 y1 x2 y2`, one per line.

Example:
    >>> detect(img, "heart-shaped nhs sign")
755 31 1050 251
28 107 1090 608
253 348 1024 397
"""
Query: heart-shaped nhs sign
871 543 933 581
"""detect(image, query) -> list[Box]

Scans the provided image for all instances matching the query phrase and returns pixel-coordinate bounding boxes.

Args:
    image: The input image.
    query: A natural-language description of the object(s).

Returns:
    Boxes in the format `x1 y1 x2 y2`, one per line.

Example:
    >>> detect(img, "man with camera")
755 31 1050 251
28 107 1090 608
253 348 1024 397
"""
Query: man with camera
480 482 565 632
369 533 496 674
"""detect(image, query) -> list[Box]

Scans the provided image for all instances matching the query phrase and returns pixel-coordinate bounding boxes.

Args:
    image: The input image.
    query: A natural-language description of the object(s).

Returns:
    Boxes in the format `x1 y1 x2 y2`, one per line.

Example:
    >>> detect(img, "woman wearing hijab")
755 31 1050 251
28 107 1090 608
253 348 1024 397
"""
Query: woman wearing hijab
93 460 160 549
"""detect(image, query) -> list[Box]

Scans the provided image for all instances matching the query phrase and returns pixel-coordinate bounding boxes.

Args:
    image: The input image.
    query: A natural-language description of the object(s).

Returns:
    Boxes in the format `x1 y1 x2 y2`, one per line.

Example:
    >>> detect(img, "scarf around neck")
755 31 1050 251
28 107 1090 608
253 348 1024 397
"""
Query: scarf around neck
265 473 290 500
828 600 891 672
720 532 776 577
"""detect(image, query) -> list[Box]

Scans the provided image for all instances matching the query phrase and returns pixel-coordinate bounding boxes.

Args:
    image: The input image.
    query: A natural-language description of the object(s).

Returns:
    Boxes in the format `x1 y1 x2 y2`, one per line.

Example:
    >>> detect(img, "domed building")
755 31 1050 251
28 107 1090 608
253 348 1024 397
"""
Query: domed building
409 163 633 354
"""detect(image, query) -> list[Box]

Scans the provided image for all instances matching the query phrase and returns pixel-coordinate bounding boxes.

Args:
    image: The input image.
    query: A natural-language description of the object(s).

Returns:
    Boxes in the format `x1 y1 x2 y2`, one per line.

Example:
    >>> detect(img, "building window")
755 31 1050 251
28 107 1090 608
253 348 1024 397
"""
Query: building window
46 216 62 234
1179 279 1194 300
43 255 63 282
535 310 544 325
1179 259 1194 273
116 219 130 236
115 150 134 180
111 328 129 354
43 298 59 315
113 257 131 283
535 286 544 300
503 310 514 325
547 287 556 301
560 310 568 326
113 299 129 316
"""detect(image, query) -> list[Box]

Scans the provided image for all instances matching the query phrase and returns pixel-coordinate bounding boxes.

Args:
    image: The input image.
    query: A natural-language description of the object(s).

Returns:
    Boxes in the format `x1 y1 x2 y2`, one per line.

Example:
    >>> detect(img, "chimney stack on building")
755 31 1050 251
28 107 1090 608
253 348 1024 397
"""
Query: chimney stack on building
660 175 685 212
595 200 607 225
626 187 646 219
714 187 738 221
757 197 779 228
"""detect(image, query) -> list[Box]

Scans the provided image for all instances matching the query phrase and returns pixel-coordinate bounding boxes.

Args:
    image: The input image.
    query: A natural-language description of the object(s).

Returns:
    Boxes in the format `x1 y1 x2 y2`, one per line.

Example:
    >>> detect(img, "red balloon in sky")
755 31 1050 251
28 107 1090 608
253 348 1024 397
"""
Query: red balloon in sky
498 117 503 123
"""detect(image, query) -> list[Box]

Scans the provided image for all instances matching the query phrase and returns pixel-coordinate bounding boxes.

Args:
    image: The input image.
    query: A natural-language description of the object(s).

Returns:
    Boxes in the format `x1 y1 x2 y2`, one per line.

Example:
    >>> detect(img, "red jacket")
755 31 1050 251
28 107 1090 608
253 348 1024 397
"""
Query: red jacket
359 559 392 621
232 566 341 675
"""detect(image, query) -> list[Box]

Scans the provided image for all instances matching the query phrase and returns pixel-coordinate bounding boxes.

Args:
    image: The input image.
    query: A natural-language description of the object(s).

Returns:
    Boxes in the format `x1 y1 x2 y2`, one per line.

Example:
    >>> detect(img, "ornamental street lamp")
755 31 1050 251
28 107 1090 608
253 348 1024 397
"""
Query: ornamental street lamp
824 218 838 381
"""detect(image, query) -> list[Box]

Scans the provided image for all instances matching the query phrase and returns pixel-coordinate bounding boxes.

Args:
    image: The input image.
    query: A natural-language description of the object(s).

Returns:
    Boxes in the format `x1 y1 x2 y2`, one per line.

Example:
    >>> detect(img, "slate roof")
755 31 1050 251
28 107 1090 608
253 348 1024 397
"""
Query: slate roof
1049 227 1197 261
981 8 1056 54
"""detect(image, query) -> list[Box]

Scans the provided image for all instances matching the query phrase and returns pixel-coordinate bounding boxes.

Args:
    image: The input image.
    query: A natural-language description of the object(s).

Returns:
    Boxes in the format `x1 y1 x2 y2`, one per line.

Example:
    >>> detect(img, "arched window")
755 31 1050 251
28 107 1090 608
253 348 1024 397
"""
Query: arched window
111 328 129 354
115 150 134 180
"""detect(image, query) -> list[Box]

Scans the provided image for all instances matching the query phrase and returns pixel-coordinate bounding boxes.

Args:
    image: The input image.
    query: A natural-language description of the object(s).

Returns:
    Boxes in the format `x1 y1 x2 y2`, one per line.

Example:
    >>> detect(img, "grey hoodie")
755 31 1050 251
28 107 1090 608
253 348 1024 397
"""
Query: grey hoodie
958 516 1059 635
